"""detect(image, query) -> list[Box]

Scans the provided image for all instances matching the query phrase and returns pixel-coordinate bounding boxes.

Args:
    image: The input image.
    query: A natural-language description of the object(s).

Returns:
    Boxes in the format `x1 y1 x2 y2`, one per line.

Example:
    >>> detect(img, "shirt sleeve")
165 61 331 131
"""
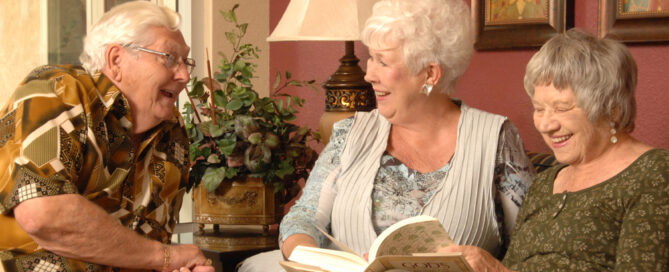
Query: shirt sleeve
0 70 85 215
493 120 535 253
615 156 669 271
278 117 353 248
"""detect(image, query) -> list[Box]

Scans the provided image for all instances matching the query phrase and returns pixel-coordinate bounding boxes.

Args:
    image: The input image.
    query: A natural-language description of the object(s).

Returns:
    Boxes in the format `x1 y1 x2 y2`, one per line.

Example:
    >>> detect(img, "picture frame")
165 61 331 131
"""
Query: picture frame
472 0 572 50
599 0 669 43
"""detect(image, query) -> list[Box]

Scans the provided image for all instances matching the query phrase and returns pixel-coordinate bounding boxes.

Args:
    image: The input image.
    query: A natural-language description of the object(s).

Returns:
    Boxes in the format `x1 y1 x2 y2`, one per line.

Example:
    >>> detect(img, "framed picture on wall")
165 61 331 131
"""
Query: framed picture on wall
472 0 572 50
599 0 669 42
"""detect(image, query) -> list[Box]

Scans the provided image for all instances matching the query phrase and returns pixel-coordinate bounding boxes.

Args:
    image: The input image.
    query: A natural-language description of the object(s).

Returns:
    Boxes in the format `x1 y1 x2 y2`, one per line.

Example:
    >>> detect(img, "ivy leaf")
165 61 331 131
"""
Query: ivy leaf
275 159 295 179
202 166 226 192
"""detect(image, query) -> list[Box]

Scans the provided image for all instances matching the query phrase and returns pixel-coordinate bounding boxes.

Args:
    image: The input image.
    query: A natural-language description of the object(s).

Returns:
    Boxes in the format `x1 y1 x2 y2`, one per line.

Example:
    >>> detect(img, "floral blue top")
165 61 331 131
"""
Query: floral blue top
280 116 535 255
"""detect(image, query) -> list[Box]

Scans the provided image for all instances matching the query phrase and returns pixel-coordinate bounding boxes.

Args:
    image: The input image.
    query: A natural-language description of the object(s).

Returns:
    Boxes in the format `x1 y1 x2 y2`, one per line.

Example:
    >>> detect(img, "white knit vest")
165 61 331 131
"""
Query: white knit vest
330 104 506 256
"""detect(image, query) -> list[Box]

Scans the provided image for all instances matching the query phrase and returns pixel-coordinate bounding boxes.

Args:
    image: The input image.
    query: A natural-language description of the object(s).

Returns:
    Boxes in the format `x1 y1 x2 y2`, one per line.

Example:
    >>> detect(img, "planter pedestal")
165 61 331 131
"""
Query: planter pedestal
193 177 279 236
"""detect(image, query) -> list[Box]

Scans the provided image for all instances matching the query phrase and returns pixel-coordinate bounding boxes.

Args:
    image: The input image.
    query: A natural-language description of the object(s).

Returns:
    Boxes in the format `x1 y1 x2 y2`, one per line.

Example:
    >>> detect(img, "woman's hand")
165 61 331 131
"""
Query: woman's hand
281 233 318 259
439 245 512 272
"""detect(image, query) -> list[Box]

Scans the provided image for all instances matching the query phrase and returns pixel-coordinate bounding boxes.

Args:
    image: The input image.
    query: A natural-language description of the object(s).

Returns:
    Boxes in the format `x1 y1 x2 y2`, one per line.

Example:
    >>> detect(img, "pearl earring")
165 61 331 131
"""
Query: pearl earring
420 84 433 96
610 121 618 144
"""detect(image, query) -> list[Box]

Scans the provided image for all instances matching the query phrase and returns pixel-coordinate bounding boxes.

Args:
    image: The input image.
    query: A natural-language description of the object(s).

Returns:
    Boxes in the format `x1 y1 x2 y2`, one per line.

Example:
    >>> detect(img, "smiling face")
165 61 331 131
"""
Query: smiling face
117 26 191 133
364 47 427 122
532 84 611 166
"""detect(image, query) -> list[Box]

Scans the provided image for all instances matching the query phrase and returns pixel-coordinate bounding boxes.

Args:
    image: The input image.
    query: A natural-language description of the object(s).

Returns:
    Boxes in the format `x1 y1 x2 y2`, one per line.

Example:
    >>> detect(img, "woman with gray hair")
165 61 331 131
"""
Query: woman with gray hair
0 1 212 271
240 0 534 271
443 29 669 271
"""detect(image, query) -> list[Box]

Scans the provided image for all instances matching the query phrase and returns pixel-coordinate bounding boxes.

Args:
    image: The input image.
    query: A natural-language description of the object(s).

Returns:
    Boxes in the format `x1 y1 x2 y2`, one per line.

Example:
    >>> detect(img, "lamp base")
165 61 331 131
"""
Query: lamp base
318 41 375 146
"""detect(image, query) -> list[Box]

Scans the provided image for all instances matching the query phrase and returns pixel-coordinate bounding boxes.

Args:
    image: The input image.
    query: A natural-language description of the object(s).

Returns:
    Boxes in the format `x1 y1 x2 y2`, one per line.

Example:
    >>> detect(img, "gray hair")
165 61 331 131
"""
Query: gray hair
524 29 637 132
79 1 181 73
361 0 473 94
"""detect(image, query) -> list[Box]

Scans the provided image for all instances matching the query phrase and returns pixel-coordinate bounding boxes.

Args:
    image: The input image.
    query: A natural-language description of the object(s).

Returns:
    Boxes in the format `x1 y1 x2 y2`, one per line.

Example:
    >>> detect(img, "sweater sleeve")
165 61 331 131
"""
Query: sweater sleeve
278 117 353 248
493 121 535 255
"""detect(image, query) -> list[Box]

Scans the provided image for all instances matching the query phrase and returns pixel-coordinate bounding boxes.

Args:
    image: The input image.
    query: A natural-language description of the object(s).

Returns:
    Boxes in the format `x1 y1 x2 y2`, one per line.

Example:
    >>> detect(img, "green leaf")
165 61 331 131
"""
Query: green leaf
275 159 295 179
225 167 240 179
219 10 233 22
285 71 292 80
234 59 246 72
225 32 237 46
202 166 226 192
209 122 226 137
230 6 238 23
272 72 281 91
189 80 205 97
262 101 275 113
240 23 248 34
247 132 263 145
207 154 221 164
217 136 236 155
213 90 227 108
226 99 243 110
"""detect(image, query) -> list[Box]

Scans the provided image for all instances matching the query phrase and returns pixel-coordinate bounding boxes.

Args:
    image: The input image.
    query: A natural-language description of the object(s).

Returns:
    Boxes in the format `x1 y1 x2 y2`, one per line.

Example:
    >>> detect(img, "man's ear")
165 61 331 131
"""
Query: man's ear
104 44 124 82
425 62 442 86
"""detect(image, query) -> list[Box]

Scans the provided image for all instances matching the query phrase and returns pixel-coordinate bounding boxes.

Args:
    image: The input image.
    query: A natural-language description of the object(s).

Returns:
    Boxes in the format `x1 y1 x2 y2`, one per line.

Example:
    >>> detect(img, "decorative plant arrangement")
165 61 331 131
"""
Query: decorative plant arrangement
182 4 320 206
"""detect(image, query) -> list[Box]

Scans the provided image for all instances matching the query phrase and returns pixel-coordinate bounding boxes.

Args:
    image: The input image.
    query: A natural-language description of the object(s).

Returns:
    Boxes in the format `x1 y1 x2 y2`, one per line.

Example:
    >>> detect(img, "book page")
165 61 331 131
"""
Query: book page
314 224 359 256
288 245 368 272
279 261 328 272
366 253 473 272
368 215 454 262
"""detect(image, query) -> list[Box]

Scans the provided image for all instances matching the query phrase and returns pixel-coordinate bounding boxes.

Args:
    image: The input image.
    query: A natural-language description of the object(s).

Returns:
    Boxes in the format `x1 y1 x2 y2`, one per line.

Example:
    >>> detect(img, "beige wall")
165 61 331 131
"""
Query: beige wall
0 0 45 107
194 0 270 97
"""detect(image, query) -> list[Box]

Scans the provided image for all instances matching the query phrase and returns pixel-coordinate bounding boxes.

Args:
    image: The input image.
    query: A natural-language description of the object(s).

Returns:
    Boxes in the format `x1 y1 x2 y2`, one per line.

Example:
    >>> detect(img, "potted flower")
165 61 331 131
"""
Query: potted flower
182 4 320 228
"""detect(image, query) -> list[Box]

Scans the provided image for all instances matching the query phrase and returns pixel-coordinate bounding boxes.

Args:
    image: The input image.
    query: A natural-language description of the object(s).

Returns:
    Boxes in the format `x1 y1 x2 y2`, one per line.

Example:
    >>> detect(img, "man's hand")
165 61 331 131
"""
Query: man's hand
14 194 210 270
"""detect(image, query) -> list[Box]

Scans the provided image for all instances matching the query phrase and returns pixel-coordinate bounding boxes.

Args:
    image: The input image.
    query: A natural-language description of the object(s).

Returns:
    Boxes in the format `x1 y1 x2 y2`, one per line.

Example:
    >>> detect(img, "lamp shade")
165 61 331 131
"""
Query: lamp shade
267 0 378 41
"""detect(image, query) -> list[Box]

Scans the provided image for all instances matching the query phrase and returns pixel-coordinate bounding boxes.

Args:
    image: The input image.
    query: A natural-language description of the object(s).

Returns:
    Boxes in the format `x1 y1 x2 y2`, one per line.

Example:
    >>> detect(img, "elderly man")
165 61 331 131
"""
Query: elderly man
0 2 213 271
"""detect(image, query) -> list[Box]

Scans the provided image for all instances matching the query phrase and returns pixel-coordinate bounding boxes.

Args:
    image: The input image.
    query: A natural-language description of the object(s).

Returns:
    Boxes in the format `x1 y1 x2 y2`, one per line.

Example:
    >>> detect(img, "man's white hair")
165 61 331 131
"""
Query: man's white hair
79 1 181 73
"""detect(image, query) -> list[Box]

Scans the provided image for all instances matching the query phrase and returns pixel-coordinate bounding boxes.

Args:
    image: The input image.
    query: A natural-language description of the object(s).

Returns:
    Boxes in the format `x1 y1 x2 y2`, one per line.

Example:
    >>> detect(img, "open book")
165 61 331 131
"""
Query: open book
279 215 473 272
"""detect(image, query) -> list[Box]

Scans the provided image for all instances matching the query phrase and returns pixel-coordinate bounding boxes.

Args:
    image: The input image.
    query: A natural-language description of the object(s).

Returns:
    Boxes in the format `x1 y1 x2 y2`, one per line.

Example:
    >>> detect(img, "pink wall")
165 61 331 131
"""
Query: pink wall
270 0 669 153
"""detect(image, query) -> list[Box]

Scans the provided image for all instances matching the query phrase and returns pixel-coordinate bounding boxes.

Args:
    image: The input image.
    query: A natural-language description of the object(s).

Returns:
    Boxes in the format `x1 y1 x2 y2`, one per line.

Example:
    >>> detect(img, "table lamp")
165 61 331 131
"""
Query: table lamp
267 0 379 144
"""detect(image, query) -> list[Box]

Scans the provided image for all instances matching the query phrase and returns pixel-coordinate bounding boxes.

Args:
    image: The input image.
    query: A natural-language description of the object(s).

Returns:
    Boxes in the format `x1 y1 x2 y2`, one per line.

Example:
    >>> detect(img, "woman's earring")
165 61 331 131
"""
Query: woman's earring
610 121 618 144
420 84 433 96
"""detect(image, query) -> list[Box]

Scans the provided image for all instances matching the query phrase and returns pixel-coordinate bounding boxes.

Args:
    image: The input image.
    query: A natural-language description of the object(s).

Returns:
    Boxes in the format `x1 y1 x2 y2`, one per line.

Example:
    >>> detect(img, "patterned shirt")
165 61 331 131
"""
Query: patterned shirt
0 65 190 271
503 148 669 271
280 114 535 255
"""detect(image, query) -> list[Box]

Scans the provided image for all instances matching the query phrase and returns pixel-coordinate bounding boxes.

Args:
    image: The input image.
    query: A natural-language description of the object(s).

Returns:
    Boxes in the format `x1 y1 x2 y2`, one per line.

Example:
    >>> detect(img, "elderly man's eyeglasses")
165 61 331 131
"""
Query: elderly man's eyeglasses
125 45 196 74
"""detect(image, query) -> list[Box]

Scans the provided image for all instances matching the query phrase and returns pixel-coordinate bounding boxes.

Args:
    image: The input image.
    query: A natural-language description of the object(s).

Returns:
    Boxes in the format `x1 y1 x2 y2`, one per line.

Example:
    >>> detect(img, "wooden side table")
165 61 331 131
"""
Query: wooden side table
195 225 279 271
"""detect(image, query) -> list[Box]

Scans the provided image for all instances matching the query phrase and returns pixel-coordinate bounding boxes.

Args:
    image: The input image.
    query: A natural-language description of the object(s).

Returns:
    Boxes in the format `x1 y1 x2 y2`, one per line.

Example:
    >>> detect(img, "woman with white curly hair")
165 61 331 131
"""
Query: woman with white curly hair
240 0 534 271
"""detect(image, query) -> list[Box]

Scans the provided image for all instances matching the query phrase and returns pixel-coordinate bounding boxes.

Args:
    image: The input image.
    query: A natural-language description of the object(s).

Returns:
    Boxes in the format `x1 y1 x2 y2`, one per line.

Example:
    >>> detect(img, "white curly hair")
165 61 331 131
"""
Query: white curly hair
361 0 474 94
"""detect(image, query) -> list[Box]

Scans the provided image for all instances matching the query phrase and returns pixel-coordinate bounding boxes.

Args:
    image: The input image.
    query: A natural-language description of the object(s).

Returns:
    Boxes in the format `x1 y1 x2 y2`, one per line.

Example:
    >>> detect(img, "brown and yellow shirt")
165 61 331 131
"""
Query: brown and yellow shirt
0 65 190 271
